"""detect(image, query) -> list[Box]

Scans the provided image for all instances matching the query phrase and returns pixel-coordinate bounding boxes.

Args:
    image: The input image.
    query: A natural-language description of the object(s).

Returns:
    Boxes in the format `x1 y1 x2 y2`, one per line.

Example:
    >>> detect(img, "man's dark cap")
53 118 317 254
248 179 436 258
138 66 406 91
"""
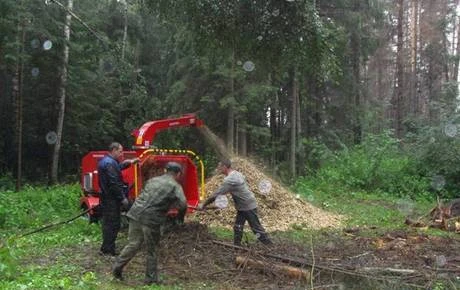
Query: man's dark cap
220 159 232 168
165 162 183 173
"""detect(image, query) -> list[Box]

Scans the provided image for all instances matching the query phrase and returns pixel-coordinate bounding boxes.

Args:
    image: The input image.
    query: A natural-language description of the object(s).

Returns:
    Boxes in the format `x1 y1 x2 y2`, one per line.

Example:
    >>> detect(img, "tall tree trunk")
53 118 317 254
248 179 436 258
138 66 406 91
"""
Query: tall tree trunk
454 0 460 82
422 0 443 123
377 50 383 132
270 73 279 174
394 0 404 139
121 0 128 61
238 122 247 156
270 104 277 170
235 119 239 154
51 0 73 184
452 0 460 82
419 0 428 117
135 39 140 72
296 80 301 136
410 0 419 115
351 0 362 144
14 15 26 192
351 32 361 143
308 74 320 137
290 69 298 178
227 106 235 154
227 46 235 154
441 0 449 83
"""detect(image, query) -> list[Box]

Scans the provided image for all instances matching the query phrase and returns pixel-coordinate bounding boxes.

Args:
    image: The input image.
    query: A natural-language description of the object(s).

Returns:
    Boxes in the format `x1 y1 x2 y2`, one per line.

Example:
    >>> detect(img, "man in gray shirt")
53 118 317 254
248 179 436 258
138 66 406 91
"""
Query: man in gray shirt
199 159 272 246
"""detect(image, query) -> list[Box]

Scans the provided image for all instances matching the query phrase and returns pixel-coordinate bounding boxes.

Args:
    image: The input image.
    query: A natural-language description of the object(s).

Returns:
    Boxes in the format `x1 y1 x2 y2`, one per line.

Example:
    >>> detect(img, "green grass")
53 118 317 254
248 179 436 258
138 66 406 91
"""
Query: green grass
0 184 209 290
0 220 177 290
207 227 232 240
293 183 457 238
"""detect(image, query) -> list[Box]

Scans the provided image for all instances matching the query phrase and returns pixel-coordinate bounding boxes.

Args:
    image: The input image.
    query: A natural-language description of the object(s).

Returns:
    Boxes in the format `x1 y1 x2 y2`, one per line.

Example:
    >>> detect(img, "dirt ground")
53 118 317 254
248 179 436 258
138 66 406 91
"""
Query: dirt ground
55 156 460 289
63 222 460 290
49 153 460 289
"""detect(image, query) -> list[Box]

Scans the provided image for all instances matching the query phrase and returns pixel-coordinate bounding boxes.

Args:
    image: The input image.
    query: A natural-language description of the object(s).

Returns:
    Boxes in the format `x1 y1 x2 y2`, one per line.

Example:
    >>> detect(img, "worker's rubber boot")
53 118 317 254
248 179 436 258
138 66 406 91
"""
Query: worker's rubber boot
145 253 159 285
143 278 159 285
144 273 159 285
258 234 273 246
233 226 244 246
112 264 124 281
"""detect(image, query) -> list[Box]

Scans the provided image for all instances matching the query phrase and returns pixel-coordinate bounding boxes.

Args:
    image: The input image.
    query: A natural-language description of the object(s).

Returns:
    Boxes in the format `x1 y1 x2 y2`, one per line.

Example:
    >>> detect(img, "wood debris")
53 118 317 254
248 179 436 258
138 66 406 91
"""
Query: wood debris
429 198 460 231
235 255 310 280
407 198 460 232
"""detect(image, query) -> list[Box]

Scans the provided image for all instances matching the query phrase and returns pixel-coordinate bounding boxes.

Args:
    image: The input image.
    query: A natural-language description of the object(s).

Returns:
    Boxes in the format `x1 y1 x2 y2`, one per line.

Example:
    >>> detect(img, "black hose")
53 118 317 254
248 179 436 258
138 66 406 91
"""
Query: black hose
17 207 94 238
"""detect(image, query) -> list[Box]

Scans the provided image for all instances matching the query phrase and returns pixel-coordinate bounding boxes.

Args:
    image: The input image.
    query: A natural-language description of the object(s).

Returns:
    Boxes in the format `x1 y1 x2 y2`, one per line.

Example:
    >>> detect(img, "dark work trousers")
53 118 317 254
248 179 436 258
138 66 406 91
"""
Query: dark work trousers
233 208 272 245
100 199 121 254
113 219 161 283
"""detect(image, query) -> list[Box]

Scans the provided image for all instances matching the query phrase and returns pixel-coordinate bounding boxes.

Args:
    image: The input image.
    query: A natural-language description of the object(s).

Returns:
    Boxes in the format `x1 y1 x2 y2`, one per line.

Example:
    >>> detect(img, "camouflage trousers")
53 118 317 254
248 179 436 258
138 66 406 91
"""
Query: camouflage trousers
113 219 161 283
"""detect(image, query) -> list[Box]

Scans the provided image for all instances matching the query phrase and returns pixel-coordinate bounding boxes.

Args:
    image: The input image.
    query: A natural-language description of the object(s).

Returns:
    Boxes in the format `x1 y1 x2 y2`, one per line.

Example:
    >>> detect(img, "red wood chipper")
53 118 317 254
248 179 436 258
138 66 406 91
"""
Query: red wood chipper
79 114 206 223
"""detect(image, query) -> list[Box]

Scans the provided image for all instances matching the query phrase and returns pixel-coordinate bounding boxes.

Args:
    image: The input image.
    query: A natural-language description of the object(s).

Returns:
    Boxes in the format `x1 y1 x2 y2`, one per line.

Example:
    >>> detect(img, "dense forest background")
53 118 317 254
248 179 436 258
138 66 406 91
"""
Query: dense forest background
1 0 460 198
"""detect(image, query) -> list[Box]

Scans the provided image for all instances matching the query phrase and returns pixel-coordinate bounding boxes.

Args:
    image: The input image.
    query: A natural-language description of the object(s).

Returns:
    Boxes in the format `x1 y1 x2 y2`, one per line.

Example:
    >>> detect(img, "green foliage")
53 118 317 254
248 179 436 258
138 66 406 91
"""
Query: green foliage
0 0 454 206
0 264 100 290
0 184 103 288
298 132 431 200
0 184 81 229
0 174 15 192
406 121 460 199
0 239 19 282
0 218 102 288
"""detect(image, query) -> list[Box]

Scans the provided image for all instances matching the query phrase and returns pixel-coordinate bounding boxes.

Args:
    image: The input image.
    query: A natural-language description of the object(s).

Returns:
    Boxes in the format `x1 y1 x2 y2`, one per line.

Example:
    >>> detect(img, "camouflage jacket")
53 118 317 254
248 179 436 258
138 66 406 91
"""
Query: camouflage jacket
127 173 186 227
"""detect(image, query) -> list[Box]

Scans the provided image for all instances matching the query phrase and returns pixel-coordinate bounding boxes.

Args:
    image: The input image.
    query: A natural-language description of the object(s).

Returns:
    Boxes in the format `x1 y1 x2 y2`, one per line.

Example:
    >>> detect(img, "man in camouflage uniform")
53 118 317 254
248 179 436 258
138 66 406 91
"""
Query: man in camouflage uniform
112 161 186 285
199 159 272 246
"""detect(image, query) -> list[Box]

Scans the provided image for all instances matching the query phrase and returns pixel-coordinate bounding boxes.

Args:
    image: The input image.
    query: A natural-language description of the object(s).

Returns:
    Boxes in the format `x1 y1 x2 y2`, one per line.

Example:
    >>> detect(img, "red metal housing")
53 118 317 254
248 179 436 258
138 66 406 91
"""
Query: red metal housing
79 114 204 222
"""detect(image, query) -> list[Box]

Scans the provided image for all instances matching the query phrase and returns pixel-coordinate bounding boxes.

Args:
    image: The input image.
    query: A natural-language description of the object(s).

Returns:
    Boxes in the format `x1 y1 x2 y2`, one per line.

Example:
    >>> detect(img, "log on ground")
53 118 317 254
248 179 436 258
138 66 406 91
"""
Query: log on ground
235 255 310 280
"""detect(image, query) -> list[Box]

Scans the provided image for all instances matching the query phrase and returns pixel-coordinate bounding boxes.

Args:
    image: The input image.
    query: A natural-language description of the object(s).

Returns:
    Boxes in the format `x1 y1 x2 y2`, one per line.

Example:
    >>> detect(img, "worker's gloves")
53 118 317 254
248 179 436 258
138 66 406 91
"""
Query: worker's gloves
131 158 140 164
121 198 129 210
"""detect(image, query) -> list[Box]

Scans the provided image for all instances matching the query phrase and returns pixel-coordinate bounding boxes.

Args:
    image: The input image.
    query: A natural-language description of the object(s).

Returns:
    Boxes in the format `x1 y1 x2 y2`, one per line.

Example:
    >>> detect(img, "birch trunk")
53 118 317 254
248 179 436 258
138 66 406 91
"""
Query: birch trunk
121 0 128 61
51 0 73 184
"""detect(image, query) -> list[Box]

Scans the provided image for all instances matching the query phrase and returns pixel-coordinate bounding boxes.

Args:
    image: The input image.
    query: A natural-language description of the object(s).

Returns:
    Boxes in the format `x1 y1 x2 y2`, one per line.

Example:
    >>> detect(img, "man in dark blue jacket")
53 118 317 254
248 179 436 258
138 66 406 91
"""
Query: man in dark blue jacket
98 142 138 256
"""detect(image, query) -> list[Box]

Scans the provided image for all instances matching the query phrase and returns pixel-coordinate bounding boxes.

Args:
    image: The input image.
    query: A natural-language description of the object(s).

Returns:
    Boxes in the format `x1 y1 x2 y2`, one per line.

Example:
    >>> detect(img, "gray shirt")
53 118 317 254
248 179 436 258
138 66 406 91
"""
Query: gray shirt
211 170 257 211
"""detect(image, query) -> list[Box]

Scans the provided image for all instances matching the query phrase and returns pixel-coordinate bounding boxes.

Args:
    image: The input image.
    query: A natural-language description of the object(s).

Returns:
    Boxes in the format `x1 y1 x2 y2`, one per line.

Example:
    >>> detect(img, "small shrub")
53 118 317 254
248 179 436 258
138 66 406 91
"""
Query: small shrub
0 173 15 192
299 132 431 200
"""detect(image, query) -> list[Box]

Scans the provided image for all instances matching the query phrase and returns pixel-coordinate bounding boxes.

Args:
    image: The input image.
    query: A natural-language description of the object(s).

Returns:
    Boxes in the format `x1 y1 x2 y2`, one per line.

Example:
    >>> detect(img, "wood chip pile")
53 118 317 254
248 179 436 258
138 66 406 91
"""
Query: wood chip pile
193 157 344 232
